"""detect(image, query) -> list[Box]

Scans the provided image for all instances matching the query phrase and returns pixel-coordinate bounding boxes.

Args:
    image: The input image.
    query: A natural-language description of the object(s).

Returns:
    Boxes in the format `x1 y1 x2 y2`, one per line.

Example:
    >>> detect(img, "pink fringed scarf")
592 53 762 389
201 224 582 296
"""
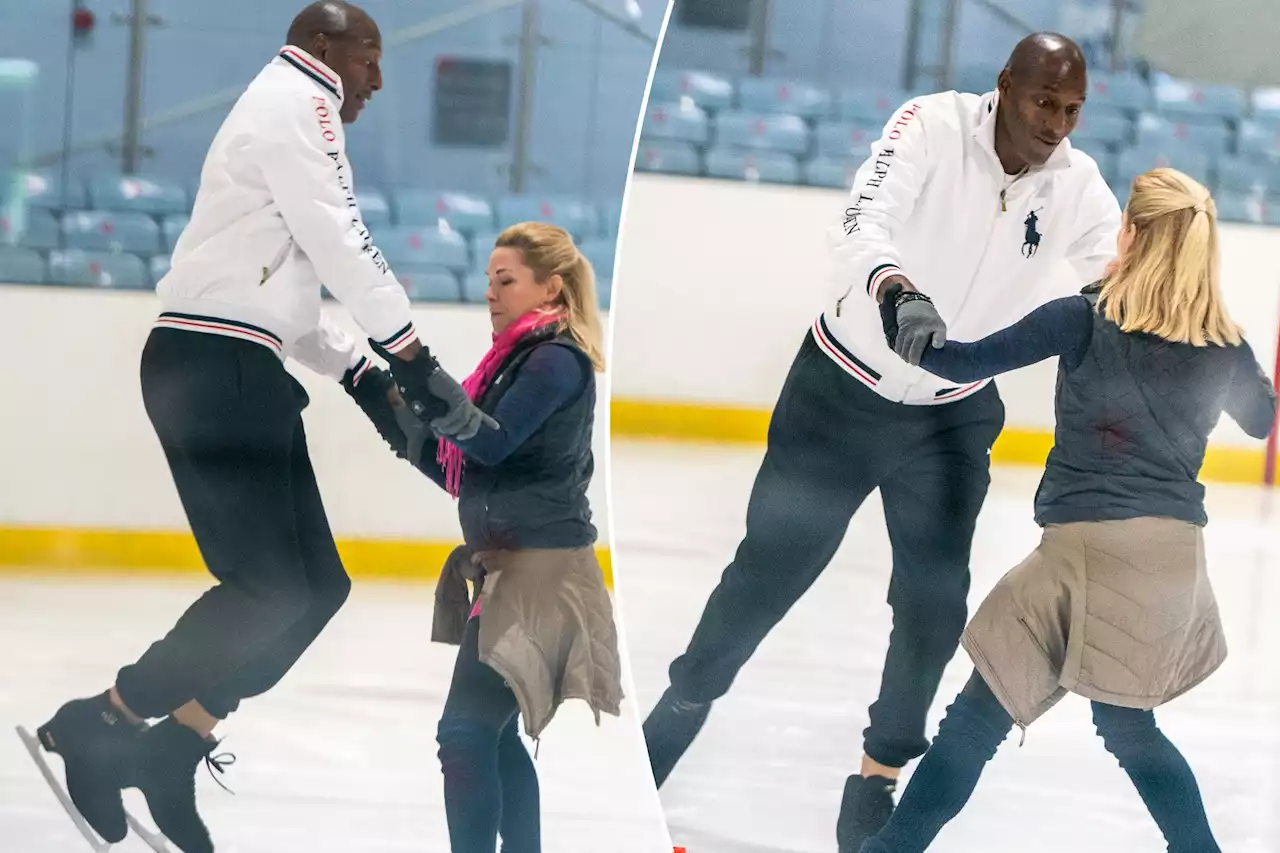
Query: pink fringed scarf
437 309 564 497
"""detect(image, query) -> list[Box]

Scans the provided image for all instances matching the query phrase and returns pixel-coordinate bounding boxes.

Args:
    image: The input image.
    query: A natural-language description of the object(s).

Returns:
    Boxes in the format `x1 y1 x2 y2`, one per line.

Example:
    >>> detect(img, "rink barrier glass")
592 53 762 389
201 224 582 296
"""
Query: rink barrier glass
609 398 1274 486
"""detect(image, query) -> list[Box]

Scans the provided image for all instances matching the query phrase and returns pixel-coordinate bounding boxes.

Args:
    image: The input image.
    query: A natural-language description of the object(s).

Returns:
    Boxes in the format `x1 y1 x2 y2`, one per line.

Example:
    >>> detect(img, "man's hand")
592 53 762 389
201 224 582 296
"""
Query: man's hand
878 281 947 366
875 273 918 304
341 365 409 458
369 341 498 442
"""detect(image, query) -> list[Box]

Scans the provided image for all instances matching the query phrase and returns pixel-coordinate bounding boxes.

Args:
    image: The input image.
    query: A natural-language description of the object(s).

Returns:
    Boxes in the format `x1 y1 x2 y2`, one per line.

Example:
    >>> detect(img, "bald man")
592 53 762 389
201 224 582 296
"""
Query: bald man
24 4 493 851
641 33 1121 851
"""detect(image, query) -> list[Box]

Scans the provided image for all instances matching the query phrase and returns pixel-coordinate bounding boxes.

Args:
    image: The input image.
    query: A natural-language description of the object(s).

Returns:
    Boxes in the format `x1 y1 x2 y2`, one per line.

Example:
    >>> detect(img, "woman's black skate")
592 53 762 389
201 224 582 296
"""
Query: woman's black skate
130 718 234 853
837 774 897 853
34 691 148 844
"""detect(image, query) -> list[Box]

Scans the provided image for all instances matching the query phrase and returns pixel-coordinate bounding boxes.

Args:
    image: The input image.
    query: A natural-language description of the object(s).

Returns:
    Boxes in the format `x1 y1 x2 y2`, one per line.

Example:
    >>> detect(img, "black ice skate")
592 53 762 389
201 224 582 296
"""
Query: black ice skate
837 774 897 853
129 718 234 853
642 686 712 788
18 691 148 847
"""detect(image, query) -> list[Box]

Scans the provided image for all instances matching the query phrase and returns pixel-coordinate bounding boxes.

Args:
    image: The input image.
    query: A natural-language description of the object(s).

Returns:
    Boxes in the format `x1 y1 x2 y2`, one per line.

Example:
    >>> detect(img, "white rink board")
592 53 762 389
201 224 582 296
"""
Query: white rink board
0 287 611 541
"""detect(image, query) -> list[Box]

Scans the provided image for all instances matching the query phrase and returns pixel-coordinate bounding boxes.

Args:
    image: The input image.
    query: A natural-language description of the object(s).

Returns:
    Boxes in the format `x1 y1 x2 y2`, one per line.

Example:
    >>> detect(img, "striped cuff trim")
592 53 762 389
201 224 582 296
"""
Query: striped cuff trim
350 356 372 386
813 315 880 388
154 312 284 355
376 322 417 354
867 263 902 298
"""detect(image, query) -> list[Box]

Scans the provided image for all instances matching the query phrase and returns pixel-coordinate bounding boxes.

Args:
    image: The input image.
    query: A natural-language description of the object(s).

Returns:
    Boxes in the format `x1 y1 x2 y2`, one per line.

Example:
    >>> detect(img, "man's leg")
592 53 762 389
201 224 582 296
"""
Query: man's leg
644 333 891 787
194 409 352 719
838 385 1004 850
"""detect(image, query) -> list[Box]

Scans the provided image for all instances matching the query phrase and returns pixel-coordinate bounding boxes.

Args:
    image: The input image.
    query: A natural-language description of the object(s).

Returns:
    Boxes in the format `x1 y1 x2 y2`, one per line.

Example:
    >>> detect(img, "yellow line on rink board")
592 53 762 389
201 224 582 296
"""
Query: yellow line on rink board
610 398 1270 485
0 527 613 589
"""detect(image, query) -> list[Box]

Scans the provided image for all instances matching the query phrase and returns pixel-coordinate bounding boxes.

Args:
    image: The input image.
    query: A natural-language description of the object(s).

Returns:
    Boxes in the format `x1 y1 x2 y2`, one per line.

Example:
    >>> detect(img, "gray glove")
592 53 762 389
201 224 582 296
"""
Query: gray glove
422 368 498 442
893 296 947 366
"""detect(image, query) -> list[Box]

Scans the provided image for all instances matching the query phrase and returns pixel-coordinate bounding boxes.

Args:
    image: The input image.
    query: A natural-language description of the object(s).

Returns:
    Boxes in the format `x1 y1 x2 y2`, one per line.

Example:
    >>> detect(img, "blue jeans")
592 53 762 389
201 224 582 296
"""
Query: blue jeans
861 671 1220 853
437 615 540 853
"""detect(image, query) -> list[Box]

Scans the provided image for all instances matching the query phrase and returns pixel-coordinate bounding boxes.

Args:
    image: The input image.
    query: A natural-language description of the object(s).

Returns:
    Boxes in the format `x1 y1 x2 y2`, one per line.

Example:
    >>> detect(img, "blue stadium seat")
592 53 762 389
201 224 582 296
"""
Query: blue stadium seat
0 246 46 284
1073 106 1132 148
1087 72 1153 113
355 188 392 229
378 226 469 271
1214 191 1265 224
1134 113 1229 158
1 208 58 250
393 190 494 233
1115 147 1211 188
714 111 809 155
955 66 1001 96
598 202 622 239
162 214 189 252
598 278 612 311
462 271 488 303
7 171 87 211
150 254 171 283
815 120 879 159
1216 158 1268 195
61 211 161 254
642 100 710 145
496 196 597 239
1110 180 1130 209
704 148 800 184
395 265 460 302
88 175 187 215
634 139 700 175
649 69 734 112
1152 76 1245 121
470 231 499 269
1263 203 1280 227
1250 87 1280 126
805 155 858 190
1237 121 1280 159
578 238 616 279
737 77 831 119
837 87 905 125
48 250 149 289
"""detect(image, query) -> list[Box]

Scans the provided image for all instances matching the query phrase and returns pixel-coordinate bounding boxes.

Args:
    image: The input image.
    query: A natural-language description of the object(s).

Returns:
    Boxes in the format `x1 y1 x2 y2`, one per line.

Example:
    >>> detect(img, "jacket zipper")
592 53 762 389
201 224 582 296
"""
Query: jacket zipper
836 281 854 317
947 174 1013 325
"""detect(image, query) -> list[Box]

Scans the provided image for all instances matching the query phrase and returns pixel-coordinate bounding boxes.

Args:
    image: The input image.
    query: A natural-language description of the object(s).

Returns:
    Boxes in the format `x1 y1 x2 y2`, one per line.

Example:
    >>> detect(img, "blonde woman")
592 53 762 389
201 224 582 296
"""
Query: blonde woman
347 221 621 852
860 168 1277 852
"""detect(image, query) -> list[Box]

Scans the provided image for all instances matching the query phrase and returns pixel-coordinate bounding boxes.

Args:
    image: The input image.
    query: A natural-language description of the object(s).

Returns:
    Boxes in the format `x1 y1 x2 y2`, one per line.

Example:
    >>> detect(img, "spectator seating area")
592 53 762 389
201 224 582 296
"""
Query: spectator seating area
0 173 619 308
637 67 1280 225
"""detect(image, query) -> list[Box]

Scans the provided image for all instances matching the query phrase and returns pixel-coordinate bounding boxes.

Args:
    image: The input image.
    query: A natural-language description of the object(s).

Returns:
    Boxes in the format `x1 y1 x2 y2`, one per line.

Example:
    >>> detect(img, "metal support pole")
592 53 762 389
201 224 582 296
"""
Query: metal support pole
122 0 147 174
510 0 539 194
746 0 772 77
1109 0 1125 73
939 0 961 90
903 0 925 91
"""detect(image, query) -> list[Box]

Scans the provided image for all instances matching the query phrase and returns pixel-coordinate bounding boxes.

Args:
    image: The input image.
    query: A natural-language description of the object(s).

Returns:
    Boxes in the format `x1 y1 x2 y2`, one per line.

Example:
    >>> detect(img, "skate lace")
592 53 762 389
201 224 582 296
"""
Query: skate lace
202 749 237 794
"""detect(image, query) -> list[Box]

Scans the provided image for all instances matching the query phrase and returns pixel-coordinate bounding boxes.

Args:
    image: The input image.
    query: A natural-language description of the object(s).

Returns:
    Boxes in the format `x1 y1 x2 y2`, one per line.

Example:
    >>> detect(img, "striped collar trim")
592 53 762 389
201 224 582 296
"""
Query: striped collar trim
278 46 343 102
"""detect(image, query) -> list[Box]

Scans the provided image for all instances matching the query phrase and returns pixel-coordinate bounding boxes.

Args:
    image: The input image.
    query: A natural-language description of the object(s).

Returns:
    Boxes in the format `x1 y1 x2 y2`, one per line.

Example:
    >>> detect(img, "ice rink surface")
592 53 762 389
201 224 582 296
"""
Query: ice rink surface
611 439 1280 853
0 576 673 852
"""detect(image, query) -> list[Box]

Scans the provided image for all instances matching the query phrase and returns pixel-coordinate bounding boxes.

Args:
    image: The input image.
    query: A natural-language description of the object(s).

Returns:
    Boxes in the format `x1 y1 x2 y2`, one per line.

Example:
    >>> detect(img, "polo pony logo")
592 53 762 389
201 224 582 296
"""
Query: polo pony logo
1022 208 1043 258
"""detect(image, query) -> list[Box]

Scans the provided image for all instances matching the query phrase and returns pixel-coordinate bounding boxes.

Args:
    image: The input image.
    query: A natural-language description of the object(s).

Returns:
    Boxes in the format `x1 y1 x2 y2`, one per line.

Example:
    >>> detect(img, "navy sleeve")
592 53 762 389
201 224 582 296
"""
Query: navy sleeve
1225 339 1278 440
439 344 588 468
917 296 1094 383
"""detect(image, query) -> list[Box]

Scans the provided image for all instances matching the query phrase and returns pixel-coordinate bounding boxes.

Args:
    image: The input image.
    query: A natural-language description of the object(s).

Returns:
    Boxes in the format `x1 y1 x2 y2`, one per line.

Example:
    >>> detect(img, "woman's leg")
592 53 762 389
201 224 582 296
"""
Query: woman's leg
496 717 540 853
1090 703 1219 853
437 616 524 853
860 670 1014 853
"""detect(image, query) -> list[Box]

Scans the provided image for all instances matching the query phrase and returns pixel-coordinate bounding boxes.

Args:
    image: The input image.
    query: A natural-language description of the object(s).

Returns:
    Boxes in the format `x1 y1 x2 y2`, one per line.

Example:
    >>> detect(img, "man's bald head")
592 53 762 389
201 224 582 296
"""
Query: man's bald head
994 32 1089 171
286 1 383 124
286 1 376 47
1005 32 1086 83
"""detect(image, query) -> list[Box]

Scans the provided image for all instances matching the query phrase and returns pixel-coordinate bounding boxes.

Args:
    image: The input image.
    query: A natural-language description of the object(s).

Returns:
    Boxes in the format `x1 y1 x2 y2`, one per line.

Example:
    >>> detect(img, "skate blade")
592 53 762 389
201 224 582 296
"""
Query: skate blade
15 725 113 852
125 810 175 852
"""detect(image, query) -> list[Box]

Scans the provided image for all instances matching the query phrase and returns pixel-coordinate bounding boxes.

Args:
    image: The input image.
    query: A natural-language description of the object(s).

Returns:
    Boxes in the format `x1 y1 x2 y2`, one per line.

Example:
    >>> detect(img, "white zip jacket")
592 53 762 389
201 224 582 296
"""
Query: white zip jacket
155 45 417 382
820 89 1121 405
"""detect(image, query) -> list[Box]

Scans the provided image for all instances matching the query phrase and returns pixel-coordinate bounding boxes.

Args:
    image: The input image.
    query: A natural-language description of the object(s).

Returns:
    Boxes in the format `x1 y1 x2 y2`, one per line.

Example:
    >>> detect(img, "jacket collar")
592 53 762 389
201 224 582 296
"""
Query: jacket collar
276 45 344 103
973 90 1072 176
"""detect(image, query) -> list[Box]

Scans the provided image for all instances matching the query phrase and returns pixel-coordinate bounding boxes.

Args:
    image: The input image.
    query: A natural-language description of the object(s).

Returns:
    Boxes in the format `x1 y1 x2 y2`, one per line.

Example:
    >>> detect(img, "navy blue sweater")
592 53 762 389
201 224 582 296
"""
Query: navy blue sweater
919 295 1277 526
